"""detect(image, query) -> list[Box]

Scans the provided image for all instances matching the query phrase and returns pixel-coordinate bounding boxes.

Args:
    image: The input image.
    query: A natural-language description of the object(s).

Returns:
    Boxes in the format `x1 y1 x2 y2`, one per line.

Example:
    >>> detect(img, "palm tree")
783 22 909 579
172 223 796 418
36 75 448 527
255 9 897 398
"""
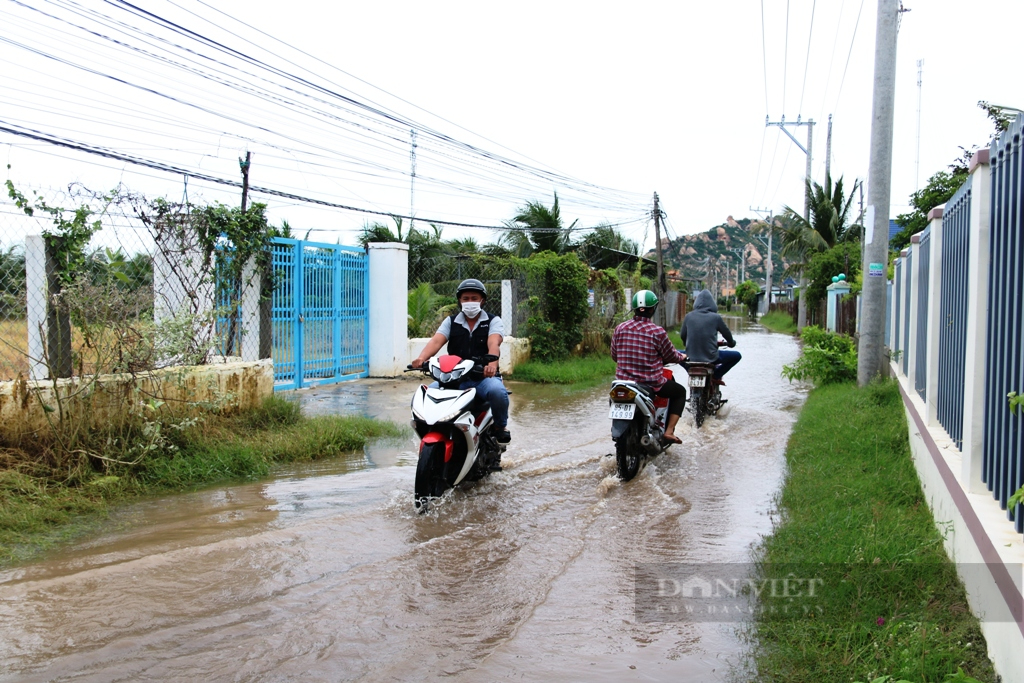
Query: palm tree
777 174 860 329
502 192 578 256
358 215 406 246
576 223 640 269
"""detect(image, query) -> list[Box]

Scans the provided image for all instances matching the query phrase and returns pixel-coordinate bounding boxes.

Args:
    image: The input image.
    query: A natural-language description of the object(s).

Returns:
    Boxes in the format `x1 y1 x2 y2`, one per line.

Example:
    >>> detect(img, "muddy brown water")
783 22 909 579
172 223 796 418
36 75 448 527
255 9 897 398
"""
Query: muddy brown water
0 318 805 682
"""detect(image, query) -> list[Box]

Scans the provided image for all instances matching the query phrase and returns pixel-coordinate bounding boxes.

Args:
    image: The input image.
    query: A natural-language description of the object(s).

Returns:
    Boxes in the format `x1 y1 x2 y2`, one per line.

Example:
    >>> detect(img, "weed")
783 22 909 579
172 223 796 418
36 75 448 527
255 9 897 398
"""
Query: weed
750 380 996 682
760 311 798 335
0 396 401 566
510 354 616 386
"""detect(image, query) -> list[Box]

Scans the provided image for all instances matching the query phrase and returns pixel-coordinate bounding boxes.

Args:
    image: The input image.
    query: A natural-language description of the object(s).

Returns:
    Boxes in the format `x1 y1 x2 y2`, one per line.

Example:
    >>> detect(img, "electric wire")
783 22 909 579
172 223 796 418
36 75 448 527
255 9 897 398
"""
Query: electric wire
1 0 651 226
831 0 865 117
797 0 816 115
782 0 790 116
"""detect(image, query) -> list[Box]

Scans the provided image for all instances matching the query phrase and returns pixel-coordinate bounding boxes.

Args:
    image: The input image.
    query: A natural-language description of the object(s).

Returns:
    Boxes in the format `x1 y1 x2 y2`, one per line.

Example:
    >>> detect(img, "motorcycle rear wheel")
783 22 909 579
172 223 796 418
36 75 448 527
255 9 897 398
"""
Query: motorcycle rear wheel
616 422 642 482
692 387 707 428
414 442 448 512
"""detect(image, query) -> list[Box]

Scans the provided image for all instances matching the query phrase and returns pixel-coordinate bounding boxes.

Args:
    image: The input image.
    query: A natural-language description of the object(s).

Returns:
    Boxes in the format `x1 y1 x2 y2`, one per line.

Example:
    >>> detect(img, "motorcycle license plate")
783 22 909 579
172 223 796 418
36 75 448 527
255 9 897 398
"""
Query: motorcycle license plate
609 403 636 420
689 376 706 388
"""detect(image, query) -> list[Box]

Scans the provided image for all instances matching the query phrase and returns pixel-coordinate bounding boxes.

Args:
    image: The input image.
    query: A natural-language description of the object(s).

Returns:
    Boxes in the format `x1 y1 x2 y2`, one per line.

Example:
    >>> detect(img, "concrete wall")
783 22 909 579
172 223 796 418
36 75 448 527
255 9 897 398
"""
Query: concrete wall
895 369 1024 682
0 359 274 440
407 337 531 376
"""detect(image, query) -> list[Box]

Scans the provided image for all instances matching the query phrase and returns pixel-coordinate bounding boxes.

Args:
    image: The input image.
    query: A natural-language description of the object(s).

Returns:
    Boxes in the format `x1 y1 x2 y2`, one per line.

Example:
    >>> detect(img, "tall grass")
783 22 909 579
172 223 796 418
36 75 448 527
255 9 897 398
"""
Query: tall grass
759 310 798 335
751 381 995 682
511 354 616 386
0 396 402 565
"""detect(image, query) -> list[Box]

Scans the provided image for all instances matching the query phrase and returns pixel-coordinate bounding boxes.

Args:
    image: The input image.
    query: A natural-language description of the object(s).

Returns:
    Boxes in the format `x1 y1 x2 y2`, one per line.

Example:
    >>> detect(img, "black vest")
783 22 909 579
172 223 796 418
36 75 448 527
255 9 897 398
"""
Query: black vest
447 313 491 361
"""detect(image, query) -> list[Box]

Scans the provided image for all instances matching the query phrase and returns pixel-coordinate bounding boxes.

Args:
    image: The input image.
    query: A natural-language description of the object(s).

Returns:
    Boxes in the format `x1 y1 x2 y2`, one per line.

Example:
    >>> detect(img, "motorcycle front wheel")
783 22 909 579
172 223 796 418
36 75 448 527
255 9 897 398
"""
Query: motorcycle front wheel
616 421 642 482
414 441 448 512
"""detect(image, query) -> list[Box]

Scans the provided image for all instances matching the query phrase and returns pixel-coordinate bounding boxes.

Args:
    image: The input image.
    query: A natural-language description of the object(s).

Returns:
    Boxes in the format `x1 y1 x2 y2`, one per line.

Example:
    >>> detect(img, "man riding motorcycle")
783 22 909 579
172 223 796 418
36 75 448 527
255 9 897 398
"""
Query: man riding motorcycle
411 278 511 445
610 290 688 444
680 290 740 381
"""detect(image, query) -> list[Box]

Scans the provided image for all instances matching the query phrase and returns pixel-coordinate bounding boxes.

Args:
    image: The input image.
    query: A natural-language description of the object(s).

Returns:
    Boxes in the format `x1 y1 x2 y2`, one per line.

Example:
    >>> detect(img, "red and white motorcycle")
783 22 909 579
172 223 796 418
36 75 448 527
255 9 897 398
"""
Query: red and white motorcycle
407 353 505 512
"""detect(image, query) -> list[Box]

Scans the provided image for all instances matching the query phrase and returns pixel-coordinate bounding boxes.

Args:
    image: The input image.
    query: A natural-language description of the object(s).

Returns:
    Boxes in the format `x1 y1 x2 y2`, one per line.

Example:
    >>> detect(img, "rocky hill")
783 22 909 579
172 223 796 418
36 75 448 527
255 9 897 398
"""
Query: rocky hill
647 215 790 290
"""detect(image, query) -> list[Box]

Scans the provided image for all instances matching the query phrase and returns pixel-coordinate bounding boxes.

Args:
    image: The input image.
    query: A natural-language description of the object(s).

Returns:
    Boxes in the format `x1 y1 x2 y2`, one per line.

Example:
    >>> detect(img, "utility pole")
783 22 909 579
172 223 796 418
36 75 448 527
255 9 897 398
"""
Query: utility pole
825 114 833 183
652 192 667 327
858 0 901 386
409 129 417 231
915 59 923 191
766 115 815 330
239 151 251 212
750 206 774 314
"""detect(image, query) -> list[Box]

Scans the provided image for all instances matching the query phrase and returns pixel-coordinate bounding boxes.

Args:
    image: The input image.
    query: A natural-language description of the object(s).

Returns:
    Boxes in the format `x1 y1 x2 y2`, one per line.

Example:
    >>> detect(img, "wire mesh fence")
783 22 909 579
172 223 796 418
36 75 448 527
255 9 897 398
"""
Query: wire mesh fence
0 182 266 382
407 251 633 355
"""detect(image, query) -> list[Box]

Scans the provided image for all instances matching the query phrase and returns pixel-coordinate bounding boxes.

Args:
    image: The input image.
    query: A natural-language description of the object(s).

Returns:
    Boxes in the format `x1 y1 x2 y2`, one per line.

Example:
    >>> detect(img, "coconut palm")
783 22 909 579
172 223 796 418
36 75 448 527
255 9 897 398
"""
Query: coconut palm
501 193 577 256
776 174 861 329
576 223 640 269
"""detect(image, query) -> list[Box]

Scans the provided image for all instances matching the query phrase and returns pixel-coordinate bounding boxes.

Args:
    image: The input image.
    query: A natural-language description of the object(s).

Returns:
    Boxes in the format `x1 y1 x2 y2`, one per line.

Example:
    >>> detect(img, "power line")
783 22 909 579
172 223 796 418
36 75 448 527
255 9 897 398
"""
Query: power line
760 0 770 115
831 0 866 116
782 0 790 115
1 0 650 222
797 0 817 115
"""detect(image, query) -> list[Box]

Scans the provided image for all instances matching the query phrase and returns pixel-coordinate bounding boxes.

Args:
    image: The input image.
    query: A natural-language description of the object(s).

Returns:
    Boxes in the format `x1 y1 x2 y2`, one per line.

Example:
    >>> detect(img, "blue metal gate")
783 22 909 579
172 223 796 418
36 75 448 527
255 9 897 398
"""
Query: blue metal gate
271 238 368 390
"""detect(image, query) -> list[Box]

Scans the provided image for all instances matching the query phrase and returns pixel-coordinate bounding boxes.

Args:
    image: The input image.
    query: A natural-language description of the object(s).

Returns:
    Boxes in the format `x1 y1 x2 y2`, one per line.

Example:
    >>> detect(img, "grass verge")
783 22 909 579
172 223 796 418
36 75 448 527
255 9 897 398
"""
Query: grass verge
510 354 616 386
0 396 402 566
751 380 995 682
759 310 798 334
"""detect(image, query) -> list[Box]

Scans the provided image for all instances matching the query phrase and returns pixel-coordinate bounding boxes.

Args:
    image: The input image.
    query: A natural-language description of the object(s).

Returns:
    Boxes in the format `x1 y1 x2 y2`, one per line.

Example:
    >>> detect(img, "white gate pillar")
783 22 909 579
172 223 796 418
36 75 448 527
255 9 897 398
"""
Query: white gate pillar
961 151 992 493
367 242 409 377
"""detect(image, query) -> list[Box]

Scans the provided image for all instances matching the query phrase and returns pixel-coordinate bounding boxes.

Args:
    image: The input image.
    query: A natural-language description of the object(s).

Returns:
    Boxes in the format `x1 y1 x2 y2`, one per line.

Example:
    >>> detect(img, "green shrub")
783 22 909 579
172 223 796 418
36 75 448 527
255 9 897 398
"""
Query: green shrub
782 325 857 385
521 252 589 360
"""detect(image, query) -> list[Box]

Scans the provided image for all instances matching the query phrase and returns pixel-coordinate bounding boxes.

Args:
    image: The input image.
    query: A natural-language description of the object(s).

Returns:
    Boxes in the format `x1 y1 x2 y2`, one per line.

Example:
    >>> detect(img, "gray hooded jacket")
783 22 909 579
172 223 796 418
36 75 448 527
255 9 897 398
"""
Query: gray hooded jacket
680 290 735 363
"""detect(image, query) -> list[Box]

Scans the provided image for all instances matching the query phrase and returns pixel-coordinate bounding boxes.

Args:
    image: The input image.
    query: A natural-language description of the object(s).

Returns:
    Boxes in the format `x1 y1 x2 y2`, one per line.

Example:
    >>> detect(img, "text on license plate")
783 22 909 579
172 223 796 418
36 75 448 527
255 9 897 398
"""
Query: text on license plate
689 376 706 388
608 403 636 419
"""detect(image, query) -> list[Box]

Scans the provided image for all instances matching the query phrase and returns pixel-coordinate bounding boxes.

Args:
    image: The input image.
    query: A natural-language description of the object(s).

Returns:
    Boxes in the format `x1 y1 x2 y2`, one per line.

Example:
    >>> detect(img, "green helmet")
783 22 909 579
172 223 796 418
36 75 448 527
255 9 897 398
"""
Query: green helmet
631 289 659 310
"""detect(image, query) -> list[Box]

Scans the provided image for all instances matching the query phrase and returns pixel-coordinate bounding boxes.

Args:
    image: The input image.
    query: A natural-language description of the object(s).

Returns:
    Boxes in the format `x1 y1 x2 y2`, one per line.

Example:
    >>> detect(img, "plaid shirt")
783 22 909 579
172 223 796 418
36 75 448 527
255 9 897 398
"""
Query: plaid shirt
610 316 687 389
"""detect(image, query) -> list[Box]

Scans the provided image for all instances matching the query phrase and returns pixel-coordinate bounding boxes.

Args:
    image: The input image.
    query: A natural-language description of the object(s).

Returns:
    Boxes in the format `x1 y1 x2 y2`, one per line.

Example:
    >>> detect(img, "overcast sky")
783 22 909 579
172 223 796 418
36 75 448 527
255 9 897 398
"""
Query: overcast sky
1 0 1021 252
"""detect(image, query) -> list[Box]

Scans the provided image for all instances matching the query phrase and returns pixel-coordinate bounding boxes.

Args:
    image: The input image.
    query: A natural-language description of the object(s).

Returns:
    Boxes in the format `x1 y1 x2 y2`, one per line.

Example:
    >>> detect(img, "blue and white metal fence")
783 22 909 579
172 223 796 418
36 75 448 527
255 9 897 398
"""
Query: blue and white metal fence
937 181 971 450
270 238 368 390
902 248 913 377
984 117 1024 533
892 116 1024 536
915 228 931 401
893 259 902 362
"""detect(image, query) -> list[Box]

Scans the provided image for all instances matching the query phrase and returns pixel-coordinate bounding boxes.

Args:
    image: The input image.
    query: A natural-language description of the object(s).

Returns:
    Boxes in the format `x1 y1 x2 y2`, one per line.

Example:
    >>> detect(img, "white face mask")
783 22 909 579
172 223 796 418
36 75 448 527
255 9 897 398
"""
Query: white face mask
461 302 482 318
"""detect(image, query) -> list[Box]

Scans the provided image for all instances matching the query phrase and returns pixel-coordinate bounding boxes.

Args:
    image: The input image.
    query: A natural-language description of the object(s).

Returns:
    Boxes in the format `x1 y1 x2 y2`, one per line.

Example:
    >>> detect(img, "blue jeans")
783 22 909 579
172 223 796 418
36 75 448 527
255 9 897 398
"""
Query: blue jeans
429 377 509 429
715 349 742 379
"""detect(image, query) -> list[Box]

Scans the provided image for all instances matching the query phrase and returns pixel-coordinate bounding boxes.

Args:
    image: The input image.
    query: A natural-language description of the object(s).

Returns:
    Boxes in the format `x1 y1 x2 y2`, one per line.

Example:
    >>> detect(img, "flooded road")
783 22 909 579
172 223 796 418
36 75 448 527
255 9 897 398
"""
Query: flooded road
0 319 805 682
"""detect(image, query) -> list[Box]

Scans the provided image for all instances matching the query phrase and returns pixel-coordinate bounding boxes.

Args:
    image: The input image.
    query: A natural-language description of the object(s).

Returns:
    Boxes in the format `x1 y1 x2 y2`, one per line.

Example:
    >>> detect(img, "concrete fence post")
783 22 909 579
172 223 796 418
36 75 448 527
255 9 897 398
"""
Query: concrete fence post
25 235 72 380
501 279 512 335
368 242 409 377
25 235 48 380
906 235 922 390
961 150 992 493
925 207 945 425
